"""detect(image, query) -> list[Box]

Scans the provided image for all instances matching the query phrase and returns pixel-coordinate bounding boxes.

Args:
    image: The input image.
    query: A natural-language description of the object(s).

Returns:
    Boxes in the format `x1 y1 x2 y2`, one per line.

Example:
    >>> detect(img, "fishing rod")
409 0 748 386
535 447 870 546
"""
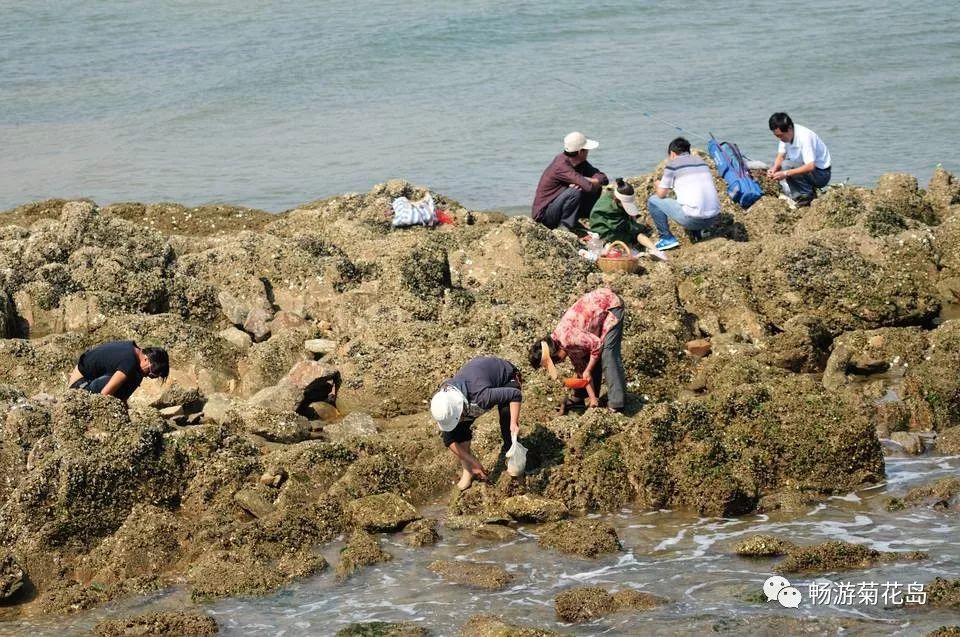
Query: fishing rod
550 77 758 162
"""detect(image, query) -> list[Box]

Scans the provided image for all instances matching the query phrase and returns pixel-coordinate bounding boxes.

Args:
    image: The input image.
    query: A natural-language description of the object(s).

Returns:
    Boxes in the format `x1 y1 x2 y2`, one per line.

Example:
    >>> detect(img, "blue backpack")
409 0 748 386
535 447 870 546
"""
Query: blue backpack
707 134 763 209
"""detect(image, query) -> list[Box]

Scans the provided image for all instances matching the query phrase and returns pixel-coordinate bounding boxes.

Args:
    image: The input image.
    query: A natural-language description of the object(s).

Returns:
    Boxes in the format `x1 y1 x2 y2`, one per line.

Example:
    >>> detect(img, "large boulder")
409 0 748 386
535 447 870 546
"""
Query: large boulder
336 529 392 580
537 518 621 558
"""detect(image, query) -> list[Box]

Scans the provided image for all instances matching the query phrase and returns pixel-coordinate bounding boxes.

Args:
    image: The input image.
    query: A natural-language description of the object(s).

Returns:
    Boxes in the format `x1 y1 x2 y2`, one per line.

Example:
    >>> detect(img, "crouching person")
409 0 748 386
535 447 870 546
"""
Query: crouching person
430 356 522 491
67 340 169 403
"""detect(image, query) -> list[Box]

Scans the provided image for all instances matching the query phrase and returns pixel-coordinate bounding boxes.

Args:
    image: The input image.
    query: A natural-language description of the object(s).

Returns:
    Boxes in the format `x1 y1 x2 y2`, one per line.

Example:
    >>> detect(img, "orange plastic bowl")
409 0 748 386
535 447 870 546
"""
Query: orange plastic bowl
563 377 590 389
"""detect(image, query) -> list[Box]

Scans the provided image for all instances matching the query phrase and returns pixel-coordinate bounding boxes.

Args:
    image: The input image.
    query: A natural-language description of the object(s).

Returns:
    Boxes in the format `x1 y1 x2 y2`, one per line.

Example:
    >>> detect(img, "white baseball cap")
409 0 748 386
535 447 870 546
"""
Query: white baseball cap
614 188 640 217
563 131 599 153
430 386 465 432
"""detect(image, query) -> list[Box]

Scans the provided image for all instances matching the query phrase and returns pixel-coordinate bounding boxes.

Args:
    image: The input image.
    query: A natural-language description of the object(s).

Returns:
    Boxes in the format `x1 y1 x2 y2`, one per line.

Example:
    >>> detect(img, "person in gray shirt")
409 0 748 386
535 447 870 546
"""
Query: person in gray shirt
430 356 522 490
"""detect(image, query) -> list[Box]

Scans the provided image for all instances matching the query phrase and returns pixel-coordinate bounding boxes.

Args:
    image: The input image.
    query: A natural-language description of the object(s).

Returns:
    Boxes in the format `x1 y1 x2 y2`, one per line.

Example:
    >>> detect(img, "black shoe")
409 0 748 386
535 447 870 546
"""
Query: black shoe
795 195 814 208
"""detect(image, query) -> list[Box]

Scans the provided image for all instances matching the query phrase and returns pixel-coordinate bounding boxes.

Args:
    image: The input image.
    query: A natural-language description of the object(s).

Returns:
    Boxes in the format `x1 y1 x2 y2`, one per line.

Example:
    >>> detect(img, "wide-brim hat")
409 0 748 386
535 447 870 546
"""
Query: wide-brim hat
431 386 465 432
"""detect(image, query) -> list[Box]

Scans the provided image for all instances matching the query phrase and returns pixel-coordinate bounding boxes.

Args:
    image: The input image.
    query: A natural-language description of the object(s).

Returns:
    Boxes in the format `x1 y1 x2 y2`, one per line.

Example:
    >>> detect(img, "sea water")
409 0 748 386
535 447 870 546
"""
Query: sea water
1 0 958 213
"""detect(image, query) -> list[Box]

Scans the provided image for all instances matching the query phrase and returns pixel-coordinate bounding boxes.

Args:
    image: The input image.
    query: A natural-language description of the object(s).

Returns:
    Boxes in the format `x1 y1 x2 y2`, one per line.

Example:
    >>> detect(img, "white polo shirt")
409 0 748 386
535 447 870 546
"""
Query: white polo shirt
778 124 831 169
658 154 721 218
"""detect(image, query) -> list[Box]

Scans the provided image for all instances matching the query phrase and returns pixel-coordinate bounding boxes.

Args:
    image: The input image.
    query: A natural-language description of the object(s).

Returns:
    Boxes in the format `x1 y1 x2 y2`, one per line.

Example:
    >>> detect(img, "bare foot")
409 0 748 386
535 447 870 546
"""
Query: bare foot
457 468 473 491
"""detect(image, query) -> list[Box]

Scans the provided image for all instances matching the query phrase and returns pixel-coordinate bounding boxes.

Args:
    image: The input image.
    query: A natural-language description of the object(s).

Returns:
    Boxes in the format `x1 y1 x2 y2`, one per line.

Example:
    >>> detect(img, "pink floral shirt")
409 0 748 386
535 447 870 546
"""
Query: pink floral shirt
551 288 622 373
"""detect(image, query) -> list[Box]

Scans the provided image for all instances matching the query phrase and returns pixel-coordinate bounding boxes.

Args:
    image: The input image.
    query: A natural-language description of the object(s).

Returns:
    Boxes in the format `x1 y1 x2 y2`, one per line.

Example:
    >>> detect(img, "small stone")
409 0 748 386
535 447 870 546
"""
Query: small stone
502 494 568 523
218 326 252 351
427 560 513 590
472 524 519 542
185 412 204 425
304 338 337 355
734 534 797 557
158 405 184 418
233 488 276 519
685 338 712 358
847 354 890 375
217 290 250 325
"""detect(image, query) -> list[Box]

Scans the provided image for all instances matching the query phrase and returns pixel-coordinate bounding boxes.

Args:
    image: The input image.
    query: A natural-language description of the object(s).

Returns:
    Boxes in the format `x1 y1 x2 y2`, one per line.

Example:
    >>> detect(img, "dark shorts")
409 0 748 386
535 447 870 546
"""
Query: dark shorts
441 417 475 446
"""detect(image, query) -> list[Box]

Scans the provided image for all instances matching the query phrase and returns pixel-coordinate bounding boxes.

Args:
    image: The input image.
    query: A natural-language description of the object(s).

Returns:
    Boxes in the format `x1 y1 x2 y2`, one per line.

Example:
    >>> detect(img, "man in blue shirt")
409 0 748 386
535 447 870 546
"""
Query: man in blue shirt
430 356 522 490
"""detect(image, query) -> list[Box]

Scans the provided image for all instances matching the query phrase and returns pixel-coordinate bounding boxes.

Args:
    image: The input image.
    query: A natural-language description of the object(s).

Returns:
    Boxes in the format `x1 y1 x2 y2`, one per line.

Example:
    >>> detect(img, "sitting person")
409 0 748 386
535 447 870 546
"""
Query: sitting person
588 178 649 246
532 131 608 231
67 340 169 403
529 287 626 414
646 137 721 251
430 356 523 490
766 112 832 207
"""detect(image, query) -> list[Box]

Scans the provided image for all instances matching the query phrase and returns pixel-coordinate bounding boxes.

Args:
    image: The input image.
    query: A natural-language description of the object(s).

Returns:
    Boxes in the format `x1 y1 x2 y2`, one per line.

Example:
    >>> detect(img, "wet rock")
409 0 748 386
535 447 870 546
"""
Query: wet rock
402 518 440 547
0 550 26 600
886 477 960 512
219 326 252 351
304 338 337 355
347 492 420 532
243 307 274 343
188 546 328 601
924 577 960 609
93 611 219 636
501 495 568 523
537 518 621 558
335 623 428 637
756 490 824 515
460 615 566 637
554 586 663 623
444 515 488 530
734 534 797 557
472 524 519 542
304 400 340 421
336 529 393 580
890 431 925 455
775 540 927 574
901 321 960 432
427 560 513 590
234 487 276 519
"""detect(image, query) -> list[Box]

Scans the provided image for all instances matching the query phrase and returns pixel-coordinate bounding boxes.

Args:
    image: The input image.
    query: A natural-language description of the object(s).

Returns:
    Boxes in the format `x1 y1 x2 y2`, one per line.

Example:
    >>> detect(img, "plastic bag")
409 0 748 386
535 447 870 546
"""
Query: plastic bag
505 431 527 477
391 193 437 227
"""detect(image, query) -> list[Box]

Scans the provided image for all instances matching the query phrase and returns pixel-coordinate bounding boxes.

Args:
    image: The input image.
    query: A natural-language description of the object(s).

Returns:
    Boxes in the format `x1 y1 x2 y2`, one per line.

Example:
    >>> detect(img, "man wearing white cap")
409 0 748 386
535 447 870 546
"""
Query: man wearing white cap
532 131 608 231
430 356 523 490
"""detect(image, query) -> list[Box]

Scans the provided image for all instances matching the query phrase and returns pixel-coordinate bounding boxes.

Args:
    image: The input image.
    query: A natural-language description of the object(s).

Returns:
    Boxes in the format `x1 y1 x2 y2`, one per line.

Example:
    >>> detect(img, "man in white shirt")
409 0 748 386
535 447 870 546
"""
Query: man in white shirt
646 137 721 251
766 112 832 207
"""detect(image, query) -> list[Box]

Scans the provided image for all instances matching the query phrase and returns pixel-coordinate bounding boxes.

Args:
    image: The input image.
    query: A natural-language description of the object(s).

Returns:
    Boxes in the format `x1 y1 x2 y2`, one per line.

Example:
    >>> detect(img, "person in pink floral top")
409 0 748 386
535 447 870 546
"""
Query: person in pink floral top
528 287 627 413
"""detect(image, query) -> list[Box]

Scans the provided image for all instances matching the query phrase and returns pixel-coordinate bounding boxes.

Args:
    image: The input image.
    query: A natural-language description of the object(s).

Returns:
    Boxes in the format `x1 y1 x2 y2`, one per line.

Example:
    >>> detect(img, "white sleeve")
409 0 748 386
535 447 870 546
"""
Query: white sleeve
798 129 815 164
777 140 786 155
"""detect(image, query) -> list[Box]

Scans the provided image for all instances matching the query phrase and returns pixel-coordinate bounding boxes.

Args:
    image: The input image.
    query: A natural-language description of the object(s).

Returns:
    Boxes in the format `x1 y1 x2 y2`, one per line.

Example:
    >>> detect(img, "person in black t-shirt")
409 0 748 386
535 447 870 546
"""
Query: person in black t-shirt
66 340 169 402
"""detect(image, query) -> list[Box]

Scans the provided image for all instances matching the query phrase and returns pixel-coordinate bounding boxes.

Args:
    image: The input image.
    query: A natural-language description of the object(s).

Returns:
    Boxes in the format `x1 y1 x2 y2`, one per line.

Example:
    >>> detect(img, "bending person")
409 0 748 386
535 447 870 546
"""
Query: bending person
766 112 831 207
529 287 626 414
430 356 523 491
67 340 169 403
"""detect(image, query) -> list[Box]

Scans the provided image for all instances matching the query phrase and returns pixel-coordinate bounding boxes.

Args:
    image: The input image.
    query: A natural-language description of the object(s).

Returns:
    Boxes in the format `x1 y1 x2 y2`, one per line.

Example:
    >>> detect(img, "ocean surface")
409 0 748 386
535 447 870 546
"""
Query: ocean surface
1 1 958 213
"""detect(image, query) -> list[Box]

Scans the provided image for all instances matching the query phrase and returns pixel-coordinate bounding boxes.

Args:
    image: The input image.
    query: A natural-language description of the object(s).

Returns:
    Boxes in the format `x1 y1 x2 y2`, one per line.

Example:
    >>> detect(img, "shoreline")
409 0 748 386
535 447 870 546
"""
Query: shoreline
1 169 959 633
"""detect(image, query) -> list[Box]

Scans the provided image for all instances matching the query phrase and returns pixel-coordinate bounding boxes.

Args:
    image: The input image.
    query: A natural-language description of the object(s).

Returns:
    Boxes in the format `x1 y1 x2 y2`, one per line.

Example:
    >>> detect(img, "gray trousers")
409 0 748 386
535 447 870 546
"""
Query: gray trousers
573 306 627 409
539 187 600 231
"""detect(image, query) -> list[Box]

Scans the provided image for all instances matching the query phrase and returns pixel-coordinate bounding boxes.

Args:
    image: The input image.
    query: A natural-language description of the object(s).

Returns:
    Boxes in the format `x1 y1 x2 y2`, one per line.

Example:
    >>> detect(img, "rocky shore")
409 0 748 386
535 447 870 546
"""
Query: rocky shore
1 163 959 633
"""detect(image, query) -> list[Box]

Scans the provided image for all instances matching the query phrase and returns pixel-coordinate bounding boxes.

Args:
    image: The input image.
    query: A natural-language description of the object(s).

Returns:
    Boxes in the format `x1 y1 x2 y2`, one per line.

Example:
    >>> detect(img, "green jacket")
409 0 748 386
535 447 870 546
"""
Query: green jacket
588 190 644 245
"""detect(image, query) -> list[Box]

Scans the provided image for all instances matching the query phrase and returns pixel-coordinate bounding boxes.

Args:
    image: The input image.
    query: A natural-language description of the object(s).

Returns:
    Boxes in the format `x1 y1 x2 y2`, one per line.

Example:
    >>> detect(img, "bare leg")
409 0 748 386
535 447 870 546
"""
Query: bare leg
67 366 83 387
449 441 487 490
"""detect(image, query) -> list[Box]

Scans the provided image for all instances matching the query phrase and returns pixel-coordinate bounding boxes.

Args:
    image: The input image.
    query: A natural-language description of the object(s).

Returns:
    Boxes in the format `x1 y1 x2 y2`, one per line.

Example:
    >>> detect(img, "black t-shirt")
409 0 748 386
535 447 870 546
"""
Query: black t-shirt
77 340 144 401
